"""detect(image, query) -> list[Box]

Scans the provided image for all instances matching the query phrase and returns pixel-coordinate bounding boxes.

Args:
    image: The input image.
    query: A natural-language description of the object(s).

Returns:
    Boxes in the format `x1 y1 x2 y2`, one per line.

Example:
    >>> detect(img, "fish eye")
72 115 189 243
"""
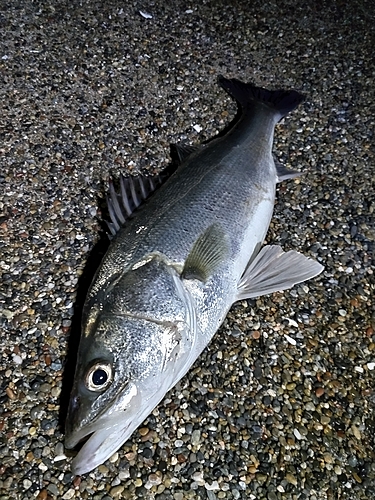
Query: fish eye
85 362 113 392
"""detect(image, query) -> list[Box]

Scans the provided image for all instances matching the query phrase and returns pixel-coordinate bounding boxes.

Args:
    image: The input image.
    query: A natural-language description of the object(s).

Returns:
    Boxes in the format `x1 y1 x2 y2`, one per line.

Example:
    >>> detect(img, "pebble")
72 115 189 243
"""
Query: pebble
62 489 75 500
110 486 125 498
1 2 373 500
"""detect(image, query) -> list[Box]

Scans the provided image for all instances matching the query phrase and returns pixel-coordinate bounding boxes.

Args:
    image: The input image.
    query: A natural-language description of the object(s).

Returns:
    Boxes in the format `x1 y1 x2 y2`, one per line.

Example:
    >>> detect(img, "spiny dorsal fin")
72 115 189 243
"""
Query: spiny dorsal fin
274 156 303 182
106 174 162 236
235 245 324 301
182 224 229 282
106 160 180 236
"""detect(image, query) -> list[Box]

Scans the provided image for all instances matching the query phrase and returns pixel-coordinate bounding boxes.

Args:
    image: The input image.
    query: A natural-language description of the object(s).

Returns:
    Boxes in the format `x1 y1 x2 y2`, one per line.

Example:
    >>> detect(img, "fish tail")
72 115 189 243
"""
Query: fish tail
218 75 304 120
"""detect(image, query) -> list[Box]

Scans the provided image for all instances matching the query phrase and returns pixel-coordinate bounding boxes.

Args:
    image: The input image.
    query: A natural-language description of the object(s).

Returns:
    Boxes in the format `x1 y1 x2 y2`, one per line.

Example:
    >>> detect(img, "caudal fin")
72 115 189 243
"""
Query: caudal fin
218 75 304 121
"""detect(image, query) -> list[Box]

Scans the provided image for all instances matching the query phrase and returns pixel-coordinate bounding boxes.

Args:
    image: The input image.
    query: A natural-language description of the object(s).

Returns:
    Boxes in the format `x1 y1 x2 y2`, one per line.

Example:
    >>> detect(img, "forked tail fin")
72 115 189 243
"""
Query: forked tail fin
218 75 304 121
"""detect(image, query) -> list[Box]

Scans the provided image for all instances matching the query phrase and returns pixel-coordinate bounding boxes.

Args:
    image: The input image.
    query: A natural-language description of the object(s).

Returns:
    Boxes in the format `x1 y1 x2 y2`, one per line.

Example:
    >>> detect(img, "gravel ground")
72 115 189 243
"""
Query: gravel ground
0 0 374 499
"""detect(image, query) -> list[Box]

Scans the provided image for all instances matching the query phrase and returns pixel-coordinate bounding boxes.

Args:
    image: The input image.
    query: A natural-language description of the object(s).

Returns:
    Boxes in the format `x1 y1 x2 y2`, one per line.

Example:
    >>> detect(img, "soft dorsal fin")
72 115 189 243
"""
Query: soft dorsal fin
182 224 229 282
171 143 201 164
235 245 324 301
274 157 303 182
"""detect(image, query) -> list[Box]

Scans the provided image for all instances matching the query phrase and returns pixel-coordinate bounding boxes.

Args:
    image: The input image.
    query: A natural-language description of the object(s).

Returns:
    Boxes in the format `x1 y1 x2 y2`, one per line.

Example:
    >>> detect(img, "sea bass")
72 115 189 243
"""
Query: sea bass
65 76 324 474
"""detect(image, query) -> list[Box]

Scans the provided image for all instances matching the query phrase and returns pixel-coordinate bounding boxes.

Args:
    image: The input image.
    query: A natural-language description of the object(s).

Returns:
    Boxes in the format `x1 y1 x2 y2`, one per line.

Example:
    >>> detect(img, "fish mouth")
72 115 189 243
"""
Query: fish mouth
68 417 133 475
65 388 168 475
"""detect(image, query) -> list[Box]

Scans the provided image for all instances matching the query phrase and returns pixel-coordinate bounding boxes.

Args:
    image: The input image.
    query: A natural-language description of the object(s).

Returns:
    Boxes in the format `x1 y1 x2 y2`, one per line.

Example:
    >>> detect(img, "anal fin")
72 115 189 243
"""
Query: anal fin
236 245 324 301
274 157 303 182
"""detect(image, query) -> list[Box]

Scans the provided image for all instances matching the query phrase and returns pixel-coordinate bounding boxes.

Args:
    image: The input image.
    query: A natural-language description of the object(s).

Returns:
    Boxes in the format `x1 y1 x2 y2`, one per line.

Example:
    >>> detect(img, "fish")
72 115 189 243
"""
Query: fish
64 76 324 475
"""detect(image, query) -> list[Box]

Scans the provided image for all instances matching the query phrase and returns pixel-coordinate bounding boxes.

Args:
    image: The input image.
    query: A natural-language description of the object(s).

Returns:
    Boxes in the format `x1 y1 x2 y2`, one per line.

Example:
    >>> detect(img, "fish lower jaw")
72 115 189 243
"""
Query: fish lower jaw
64 429 94 450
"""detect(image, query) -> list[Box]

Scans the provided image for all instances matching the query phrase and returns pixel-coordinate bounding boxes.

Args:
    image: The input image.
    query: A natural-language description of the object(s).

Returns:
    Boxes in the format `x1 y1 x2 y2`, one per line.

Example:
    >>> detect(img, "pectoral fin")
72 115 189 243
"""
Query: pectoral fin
236 245 324 301
182 224 229 282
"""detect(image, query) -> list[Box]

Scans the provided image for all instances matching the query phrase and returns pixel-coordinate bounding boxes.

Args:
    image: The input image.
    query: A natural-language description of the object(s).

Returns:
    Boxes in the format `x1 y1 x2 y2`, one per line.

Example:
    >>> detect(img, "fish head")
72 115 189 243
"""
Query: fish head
65 256 196 475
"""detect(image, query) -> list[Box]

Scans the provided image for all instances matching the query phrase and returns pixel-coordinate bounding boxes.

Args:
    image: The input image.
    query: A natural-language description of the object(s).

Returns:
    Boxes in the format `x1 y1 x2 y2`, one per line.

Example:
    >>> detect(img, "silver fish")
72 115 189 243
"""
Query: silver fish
64 76 324 474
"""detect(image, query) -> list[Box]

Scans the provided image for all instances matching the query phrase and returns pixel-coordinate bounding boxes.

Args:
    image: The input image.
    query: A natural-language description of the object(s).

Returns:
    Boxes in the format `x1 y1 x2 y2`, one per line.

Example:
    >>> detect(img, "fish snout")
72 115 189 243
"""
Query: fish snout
64 394 82 448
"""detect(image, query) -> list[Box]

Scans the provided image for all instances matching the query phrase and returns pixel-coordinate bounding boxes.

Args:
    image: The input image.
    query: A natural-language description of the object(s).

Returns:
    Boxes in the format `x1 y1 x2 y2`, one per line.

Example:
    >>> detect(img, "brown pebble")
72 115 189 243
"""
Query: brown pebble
252 330 261 339
139 427 149 436
73 476 81 488
37 490 48 500
142 430 156 442
316 387 325 397
44 354 52 366
353 472 362 483
6 387 16 400
366 326 374 337
177 454 187 463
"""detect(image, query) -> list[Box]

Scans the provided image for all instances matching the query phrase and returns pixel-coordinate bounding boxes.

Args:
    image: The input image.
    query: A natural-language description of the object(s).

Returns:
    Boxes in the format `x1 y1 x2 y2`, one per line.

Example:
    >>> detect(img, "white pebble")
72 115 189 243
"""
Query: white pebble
139 10 152 19
62 489 75 499
12 354 23 365
285 334 297 346
205 480 219 491
284 317 299 328
293 428 303 440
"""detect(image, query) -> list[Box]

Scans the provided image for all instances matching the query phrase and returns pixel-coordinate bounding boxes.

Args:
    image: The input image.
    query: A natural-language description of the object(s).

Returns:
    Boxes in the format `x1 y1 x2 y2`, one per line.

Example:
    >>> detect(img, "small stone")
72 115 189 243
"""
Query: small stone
293 428 303 440
6 387 16 399
47 484 60 497
109 452 119 463
62 489 75 499
191 429 201 446
285 473 298 485
148 473 162 486
353 472 362 483
351 425 361 440
98 465 109 474
23 479 32 490
323 453 333 464
110 485 125 497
